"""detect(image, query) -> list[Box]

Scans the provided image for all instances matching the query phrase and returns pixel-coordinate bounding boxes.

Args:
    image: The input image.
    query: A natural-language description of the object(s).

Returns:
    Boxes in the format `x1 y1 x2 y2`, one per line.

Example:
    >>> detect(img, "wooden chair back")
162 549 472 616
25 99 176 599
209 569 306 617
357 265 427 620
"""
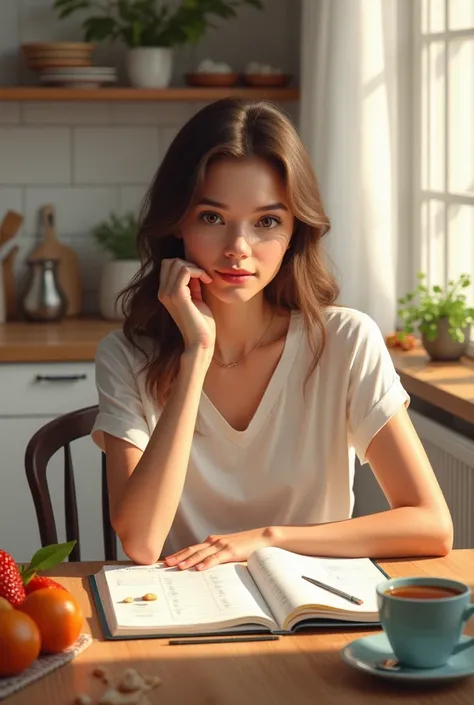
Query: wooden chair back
24 405 116 562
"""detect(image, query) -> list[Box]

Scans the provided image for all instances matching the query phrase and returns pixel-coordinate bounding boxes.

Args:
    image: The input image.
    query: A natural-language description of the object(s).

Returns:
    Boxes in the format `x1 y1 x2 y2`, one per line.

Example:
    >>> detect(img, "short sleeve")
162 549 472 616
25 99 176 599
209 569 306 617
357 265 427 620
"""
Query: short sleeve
91 332 151 452
346 314 410 465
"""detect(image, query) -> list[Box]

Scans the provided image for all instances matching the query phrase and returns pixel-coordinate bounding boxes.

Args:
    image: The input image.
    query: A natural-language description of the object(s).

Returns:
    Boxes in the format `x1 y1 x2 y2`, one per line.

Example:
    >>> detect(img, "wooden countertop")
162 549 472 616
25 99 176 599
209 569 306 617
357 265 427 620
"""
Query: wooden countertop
0 318 119 363
1 319 473 424
389 343 474 425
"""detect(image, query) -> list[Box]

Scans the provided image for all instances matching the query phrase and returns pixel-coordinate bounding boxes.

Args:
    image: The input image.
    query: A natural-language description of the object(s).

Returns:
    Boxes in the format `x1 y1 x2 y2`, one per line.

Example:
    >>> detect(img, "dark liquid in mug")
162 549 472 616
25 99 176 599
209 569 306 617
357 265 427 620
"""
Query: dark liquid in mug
386 585 462 599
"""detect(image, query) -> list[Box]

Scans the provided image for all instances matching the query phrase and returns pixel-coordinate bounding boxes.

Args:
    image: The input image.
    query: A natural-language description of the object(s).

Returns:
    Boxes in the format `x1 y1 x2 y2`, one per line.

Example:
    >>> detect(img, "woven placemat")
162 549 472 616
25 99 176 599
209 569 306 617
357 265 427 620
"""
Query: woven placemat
0 633 93 700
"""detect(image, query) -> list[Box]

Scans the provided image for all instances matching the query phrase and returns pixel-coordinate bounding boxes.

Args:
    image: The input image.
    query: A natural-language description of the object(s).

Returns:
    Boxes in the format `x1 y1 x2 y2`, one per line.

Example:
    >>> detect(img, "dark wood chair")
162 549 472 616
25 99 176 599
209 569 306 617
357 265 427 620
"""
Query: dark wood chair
25 404 117 562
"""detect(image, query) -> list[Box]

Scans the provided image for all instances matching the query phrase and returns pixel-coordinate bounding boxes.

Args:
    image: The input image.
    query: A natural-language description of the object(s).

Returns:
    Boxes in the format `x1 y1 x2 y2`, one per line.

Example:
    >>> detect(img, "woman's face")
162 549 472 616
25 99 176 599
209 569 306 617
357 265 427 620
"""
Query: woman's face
179 156 294 304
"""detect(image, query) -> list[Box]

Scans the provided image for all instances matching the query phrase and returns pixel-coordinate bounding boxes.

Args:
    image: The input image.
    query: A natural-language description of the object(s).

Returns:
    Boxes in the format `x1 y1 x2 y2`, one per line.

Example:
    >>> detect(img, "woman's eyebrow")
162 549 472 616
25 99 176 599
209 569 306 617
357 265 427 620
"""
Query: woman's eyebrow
254 202 289 212
196 198 288 212
196 198 227 209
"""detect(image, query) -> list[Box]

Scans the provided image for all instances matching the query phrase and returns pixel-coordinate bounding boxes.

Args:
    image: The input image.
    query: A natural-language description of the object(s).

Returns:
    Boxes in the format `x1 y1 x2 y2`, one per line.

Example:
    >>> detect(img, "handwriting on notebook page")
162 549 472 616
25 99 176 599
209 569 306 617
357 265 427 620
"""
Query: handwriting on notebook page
105 564 274 625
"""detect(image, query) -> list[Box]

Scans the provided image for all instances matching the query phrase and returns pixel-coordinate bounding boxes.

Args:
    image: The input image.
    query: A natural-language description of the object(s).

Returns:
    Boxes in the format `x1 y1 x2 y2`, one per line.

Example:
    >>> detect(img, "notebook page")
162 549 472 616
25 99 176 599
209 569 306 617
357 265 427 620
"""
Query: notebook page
102 562 277 631
248 547 384 629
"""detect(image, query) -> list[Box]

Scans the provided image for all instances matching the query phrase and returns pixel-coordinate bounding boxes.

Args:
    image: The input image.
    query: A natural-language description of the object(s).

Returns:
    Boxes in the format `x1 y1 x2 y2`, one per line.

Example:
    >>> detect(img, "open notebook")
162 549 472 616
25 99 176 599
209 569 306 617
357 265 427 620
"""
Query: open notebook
90 547 388 640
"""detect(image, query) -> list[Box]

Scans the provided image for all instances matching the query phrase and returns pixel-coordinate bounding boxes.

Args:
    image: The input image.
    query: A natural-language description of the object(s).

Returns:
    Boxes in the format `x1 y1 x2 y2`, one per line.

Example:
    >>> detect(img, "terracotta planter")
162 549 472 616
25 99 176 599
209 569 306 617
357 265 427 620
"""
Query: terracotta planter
99 260 140 321
421 317 471 361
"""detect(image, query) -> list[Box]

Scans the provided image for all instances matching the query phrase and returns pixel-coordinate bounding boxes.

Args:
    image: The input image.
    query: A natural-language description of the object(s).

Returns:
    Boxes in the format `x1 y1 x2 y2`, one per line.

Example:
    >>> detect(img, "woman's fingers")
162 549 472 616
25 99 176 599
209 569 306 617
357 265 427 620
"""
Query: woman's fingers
157 257 216 354
169 258 212 286
165 543 207 564
159 258 211 299
173 266 201 298
177 545 221 570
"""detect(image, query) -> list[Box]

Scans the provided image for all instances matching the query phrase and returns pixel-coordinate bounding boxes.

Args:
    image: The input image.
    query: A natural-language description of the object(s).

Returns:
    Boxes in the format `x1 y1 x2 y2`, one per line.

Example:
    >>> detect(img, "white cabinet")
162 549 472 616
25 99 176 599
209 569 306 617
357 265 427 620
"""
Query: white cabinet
0 362 98 416
0 361 123 563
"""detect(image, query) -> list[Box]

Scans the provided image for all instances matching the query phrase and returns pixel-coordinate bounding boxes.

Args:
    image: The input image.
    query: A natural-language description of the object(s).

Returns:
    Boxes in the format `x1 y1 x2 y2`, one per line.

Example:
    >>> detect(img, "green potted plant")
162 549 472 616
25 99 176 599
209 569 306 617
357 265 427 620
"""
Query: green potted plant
397 272 474 361
52 0 263 88
92 212 140 321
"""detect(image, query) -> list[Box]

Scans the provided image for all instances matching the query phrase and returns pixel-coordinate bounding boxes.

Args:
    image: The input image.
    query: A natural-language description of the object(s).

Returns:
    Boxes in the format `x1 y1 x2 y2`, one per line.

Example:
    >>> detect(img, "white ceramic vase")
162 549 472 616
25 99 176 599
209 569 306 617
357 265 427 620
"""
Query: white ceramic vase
99 260 140 321
126 47 173 88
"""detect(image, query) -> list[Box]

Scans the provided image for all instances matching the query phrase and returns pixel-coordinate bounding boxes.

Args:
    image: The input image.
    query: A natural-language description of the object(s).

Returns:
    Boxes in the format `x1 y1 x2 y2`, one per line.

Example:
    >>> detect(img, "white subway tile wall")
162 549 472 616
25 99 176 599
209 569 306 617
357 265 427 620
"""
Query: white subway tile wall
0 102 21 123
24 187 119 239
0 0 301 314
0 0 20 86
73 126 160 184
108 102 197 126
0 127 71 184
0 188 22 219
22 102 111 125
119 186 149 216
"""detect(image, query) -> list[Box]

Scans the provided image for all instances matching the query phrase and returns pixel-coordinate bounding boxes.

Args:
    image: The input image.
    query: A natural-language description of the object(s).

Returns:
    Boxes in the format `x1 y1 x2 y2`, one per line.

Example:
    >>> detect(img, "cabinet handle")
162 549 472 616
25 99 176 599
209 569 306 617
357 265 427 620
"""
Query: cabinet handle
35 374 87 382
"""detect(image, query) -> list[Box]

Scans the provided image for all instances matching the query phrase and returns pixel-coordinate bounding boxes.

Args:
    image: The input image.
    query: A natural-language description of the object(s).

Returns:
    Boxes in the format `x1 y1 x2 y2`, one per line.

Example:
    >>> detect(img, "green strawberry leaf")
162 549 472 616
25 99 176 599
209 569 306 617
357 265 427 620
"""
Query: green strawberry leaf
21 540 76 584
25 540 76 575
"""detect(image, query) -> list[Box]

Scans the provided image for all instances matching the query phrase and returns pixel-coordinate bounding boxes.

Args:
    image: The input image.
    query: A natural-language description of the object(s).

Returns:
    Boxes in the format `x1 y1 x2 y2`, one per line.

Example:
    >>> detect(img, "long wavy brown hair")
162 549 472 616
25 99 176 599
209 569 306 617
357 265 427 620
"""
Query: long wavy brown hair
121 98 339 406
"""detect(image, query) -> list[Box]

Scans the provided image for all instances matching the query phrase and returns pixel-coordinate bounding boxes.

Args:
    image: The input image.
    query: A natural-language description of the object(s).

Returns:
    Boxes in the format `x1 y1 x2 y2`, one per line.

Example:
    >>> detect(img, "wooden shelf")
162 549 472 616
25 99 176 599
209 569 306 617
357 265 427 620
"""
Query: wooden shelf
0 86 299 102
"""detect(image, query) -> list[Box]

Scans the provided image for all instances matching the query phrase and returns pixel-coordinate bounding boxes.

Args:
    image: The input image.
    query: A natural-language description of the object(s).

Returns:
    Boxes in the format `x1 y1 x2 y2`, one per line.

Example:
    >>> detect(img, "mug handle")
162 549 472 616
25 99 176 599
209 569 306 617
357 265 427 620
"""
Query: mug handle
452 604 474 655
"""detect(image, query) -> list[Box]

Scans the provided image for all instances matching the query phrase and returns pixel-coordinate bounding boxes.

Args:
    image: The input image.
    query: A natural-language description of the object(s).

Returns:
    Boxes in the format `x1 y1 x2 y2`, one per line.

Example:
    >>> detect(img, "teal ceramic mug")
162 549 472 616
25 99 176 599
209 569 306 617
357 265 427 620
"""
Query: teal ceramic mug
376 577 474 669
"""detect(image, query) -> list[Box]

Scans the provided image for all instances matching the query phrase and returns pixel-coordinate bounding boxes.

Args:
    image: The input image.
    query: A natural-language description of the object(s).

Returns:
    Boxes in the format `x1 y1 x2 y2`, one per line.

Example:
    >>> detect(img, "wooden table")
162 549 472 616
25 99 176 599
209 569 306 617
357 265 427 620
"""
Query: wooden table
6 551 474 705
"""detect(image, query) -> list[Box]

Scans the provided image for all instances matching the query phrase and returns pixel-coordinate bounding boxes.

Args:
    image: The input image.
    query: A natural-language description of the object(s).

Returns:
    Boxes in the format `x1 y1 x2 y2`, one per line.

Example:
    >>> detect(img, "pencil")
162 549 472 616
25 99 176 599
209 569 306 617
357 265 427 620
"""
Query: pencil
168 635 280 645
301 575 364 605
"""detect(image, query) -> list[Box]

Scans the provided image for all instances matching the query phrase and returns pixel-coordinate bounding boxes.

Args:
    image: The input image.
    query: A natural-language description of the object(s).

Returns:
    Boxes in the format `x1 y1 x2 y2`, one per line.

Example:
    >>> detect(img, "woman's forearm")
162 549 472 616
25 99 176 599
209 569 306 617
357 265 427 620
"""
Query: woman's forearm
114 350 210 564
272 506 453 558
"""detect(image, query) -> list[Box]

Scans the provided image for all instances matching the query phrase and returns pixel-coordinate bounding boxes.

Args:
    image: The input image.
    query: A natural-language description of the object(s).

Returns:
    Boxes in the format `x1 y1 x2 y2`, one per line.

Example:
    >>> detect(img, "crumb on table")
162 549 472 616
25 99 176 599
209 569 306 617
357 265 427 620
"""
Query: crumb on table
75 695 92 705
76 666 162 705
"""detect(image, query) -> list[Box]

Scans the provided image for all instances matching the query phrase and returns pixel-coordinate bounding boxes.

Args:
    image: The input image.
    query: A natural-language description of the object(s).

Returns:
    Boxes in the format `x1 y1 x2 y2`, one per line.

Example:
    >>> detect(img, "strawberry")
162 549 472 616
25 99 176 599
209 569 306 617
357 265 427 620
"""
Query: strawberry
24 575 67 595
0 540 76 607
0 549 26 606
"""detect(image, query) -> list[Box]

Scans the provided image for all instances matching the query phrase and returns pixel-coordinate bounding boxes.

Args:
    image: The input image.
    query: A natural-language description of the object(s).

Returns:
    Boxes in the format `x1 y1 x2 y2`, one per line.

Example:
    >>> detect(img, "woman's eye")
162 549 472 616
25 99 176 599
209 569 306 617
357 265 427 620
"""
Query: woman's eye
200 212 223 225
256 216 281 229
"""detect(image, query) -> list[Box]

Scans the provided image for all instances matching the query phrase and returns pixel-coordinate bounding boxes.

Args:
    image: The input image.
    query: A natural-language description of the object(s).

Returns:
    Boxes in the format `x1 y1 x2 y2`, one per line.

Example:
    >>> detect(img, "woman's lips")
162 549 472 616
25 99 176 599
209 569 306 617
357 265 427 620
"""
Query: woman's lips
216 271 255 284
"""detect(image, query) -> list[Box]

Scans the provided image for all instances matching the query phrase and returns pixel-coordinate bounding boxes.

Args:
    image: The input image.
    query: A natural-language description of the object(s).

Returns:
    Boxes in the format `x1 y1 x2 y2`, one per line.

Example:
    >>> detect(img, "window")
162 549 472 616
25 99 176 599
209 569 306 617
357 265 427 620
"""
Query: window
413 0 474 342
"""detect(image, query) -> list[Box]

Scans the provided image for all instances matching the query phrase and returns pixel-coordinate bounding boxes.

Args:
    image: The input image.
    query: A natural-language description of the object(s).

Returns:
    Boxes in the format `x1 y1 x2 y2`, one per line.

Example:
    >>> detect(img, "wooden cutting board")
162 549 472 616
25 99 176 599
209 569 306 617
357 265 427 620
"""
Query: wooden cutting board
29 204 82 317
0 210 23 320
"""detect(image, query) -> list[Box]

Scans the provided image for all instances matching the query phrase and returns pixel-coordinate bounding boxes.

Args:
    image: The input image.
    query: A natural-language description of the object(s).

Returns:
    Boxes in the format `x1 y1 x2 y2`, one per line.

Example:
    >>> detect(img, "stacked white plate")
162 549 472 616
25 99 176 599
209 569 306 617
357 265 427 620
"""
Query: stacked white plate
39 66 117 89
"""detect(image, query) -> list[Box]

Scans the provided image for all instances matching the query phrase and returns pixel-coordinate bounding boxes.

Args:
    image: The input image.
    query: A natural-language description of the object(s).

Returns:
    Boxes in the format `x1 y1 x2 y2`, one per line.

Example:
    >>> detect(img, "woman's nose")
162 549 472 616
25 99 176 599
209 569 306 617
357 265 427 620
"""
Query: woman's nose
224 225 252 258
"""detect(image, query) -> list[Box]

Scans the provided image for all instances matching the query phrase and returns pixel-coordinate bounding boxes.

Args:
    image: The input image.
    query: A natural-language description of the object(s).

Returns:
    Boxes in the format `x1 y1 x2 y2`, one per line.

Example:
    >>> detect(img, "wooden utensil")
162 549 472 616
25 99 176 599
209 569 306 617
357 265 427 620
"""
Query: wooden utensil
29 205 82 317
0 210 23 320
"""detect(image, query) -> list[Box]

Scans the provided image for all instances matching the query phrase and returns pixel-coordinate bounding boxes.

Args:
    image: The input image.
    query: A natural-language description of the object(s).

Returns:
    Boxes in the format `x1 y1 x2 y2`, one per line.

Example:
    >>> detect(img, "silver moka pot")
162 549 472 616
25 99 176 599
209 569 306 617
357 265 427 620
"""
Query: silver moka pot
21 258 68 322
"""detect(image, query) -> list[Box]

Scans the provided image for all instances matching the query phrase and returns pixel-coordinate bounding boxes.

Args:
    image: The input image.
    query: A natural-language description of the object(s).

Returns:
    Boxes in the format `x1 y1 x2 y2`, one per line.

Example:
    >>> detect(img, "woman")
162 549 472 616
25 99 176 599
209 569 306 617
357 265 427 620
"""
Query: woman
92 98 453 568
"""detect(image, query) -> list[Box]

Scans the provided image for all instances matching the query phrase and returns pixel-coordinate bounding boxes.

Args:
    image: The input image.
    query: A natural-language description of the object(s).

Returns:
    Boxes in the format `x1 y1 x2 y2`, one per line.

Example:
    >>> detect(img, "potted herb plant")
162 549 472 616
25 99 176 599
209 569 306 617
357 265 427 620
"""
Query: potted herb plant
53 0 263 88
397 272 474 361
92 212 140 321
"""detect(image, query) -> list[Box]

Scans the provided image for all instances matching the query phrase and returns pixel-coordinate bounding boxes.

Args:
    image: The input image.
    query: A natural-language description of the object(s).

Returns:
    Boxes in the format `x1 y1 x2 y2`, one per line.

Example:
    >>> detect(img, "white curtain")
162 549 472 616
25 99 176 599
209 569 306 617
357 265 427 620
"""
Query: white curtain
300 0 406 335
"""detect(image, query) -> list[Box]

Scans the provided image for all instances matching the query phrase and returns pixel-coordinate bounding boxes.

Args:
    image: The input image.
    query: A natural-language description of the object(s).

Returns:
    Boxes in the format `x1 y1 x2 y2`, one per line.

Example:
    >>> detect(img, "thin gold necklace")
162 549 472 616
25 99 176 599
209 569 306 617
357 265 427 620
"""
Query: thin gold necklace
212 311 275 369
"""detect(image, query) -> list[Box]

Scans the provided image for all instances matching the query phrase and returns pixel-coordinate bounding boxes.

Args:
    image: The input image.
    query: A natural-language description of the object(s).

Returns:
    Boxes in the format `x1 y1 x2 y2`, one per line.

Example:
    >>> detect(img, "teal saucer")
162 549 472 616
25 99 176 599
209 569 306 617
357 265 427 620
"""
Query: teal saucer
341 632 474 682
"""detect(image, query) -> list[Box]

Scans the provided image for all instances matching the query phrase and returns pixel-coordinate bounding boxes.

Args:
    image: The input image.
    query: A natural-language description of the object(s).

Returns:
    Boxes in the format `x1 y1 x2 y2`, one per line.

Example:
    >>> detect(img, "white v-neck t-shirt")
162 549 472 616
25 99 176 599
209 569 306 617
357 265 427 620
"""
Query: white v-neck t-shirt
91 306 410 555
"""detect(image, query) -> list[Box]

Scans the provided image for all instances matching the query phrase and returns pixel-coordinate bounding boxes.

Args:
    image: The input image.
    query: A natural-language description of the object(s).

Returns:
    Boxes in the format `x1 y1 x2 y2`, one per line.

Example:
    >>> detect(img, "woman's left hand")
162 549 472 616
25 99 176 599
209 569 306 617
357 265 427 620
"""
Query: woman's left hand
164 527 278 571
